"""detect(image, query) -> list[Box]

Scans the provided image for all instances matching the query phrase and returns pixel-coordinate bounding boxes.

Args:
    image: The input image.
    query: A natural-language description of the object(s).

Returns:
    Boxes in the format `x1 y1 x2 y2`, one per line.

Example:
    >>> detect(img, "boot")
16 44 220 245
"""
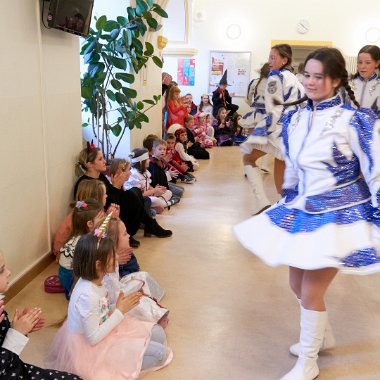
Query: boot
144 218 172 238
244 165 271 215
129 236 140 248
280 306 327 380
290 319 335 356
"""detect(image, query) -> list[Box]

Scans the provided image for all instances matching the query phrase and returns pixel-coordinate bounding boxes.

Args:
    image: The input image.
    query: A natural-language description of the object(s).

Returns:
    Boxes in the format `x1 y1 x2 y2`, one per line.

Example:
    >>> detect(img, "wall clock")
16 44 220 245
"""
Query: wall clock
296 19 310 34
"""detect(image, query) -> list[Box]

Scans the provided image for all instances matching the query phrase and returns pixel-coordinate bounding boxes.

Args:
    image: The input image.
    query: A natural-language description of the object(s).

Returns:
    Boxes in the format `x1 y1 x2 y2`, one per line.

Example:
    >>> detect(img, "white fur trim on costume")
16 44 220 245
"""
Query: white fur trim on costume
131 152 150 163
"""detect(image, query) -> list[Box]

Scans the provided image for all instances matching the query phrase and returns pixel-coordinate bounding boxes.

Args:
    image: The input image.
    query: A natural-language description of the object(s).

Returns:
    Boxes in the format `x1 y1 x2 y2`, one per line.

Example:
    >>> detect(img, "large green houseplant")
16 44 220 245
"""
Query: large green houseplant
80 0 168 162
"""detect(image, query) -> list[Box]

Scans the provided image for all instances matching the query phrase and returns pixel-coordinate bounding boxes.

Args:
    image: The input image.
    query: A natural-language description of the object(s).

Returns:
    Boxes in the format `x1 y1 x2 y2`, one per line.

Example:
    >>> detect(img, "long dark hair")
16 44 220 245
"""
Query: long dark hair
275 47 359 108
254 63 271 92
199 94 213 111
352 45 380 79
73 233 115 281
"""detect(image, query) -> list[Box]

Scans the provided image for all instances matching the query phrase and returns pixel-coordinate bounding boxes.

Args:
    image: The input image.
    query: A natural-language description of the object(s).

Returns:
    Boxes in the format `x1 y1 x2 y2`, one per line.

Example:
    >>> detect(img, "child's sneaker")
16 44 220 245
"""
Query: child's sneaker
186 173 197 181
168 196 180 206
182 176 195 184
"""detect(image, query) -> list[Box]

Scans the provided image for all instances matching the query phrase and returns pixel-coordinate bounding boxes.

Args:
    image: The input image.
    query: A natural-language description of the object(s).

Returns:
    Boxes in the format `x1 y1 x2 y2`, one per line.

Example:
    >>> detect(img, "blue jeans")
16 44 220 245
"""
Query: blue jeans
58 266 73 300
119 255 140 277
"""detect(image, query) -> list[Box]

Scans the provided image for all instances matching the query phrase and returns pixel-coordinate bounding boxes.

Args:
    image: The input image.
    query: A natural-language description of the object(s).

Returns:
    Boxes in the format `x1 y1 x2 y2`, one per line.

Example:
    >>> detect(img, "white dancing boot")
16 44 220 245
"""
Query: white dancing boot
289 298 335 357
280 306 327 380
244 165 271 215
290 318 335 356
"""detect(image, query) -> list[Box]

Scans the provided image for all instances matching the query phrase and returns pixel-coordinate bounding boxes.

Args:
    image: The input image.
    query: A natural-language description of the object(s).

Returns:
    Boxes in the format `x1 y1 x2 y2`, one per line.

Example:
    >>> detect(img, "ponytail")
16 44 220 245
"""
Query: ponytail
273 95 308 107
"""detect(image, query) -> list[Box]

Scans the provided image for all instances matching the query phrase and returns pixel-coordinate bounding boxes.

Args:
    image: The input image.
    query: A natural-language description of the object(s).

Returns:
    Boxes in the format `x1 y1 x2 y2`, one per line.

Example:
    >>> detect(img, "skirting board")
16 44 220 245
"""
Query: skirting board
5 252 55 302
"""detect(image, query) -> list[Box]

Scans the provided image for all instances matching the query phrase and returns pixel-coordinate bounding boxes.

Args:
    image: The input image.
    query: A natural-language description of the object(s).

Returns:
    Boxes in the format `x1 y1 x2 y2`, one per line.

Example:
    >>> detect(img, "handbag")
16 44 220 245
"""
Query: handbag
44 275 65 293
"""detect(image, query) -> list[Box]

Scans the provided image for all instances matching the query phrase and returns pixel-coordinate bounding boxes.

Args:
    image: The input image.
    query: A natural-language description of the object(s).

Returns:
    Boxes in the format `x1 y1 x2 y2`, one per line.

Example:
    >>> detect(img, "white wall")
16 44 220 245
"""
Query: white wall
163 0 380 115
0 0 82 282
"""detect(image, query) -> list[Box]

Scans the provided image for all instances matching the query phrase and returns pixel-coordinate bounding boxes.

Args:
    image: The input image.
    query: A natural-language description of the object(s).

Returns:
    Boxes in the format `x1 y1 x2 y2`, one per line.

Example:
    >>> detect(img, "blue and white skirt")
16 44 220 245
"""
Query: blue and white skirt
234 200 380 274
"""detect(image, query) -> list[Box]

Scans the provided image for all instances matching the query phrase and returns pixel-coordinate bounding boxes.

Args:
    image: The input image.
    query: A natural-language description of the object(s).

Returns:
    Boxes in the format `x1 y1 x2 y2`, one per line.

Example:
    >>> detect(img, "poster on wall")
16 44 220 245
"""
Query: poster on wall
208 51 251 97
177 58 195 86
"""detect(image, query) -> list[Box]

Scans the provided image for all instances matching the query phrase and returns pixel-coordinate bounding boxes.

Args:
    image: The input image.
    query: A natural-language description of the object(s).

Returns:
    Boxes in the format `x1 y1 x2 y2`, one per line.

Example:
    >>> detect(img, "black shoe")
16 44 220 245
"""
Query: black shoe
144 219 172 238
129 236 140 248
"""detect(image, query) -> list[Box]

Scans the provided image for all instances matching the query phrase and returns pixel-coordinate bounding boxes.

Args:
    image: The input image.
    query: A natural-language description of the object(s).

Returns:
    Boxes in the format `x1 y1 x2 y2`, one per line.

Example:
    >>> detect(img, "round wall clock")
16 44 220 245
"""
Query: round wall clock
296 19 310 34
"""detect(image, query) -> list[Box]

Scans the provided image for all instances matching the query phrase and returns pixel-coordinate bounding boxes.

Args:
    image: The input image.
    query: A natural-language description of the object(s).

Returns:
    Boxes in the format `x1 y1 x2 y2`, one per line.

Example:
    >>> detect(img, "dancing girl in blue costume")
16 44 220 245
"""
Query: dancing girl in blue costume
235 47 380 380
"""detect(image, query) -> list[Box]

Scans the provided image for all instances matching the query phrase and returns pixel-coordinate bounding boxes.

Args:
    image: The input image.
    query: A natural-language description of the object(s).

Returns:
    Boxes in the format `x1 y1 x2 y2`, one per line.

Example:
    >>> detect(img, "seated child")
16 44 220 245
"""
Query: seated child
53 179 120 257
166 133 196 183
205 113 215 140
194 112 215 148
231 113 247 145
174 127 200 171
46 232 172 379
143 134 185 198
183 116 210 160
213 106 234 146
58 199 105 299
149 138 194 192
126 147 179 210
104 217 169 328
0 250 82 379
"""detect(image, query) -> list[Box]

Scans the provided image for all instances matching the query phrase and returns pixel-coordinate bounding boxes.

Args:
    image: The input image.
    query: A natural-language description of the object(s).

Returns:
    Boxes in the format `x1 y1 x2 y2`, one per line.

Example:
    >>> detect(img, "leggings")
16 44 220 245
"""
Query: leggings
141 325 169 370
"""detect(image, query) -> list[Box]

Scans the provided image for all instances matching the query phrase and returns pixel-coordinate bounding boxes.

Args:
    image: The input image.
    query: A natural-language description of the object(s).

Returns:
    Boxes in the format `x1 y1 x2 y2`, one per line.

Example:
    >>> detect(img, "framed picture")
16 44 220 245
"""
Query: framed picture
177 58 195 86
208 51 251 97
163 0 189 44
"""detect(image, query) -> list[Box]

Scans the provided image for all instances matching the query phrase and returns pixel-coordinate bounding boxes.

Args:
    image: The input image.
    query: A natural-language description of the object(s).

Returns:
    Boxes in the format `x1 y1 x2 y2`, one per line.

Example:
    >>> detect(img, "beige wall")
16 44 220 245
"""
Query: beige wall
0 0 82 283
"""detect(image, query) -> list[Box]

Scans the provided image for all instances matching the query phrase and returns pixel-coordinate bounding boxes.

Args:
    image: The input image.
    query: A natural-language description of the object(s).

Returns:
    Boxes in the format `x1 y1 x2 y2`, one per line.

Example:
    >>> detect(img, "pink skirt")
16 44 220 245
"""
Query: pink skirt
46 317 157 380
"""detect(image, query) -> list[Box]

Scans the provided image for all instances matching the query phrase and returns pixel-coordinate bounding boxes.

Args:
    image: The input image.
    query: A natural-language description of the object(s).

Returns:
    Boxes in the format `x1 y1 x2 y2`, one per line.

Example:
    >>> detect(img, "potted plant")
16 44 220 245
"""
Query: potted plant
80 0 168 162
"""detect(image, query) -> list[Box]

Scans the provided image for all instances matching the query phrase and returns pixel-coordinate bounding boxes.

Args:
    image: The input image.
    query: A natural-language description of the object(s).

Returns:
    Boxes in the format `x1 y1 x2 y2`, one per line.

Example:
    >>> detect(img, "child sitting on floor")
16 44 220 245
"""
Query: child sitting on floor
46 230 172 379
0 250 82 379
58 199 105 299
165 133 196 183
53 179 119 257
174 127 200 171
104 217 169 328
183 116 210 160
205 113 216 142
149 139 180 191
126 147 179 210
213 106 234 146
196 112 215 148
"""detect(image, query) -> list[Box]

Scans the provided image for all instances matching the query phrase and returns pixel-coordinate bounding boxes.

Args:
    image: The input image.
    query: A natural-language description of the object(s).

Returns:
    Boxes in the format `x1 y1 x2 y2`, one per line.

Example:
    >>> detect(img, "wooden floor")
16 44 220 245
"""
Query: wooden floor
7 146 380 379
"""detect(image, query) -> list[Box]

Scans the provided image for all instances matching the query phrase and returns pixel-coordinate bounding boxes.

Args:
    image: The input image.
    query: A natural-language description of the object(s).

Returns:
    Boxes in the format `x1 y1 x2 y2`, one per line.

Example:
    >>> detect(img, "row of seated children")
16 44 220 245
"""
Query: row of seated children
1 194 172 378
2 139 182 378
48 211 172 379
50 175 172 378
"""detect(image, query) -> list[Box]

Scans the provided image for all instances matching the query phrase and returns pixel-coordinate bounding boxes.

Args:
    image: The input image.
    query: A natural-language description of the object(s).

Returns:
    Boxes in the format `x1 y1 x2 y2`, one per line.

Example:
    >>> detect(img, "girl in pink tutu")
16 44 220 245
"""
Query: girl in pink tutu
46 231 172 380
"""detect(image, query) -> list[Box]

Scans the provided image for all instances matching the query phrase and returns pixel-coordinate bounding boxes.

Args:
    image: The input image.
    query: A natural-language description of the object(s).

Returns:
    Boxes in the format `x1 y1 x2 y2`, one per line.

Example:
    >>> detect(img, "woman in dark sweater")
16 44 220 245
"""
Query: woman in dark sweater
74 146 172 246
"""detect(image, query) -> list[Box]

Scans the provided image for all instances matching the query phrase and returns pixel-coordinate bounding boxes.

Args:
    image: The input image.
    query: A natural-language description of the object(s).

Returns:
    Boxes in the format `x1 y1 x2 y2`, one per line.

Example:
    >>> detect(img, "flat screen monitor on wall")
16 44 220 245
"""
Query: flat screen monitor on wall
47 0 94 37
